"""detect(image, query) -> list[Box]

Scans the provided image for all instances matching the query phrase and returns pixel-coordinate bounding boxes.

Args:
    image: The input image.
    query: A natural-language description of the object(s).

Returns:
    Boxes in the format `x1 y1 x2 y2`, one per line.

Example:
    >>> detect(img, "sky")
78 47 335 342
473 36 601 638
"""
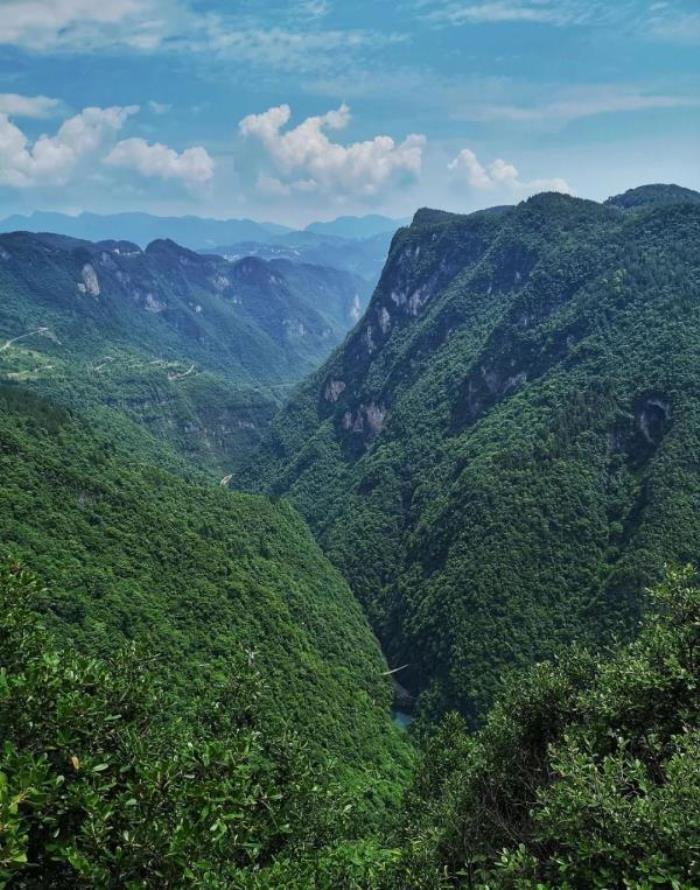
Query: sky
0 0 698 226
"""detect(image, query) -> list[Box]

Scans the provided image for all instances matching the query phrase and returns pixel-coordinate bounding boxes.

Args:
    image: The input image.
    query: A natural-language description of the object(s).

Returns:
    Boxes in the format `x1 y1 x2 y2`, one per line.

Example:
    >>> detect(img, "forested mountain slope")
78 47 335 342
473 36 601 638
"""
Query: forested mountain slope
397 567 700 888
0 232 365 471
0 384 409 788
241 185 700 722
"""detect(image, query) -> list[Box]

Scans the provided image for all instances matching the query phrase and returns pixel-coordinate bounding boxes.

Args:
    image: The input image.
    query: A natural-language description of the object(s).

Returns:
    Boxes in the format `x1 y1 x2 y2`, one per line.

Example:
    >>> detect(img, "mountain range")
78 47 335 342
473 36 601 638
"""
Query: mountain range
0 209 404 249
0 230 370 471
2 183 699 887
240 182 700 722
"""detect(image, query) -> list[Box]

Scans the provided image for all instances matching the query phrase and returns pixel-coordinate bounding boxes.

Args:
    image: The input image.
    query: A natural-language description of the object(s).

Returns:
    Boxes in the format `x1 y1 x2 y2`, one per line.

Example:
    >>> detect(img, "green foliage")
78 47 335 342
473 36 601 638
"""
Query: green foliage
397 567 700 888
243 190 700 722
0 562 402 887
3 190 699 885
0 231 366 472
0 385 412 815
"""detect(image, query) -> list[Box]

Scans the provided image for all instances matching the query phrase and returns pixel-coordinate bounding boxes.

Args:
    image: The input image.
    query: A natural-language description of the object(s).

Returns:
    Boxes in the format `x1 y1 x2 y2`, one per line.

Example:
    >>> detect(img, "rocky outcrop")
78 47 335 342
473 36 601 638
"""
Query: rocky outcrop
79 263 100 297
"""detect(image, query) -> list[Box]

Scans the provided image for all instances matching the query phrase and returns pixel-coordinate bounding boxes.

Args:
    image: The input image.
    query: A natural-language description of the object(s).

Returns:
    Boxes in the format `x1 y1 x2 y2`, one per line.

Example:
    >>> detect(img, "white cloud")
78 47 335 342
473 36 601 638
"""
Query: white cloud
300 0 330 17
239 104 425 198
646 8 700 45
455 89 700 123
0 105 138 188
429 1 569 25
0 93 61 118
0 0 147 50
0 0 402 71
256 174 318 196
421 0 638 28
104 138 215 186
448 148 572 195
199 22 404 73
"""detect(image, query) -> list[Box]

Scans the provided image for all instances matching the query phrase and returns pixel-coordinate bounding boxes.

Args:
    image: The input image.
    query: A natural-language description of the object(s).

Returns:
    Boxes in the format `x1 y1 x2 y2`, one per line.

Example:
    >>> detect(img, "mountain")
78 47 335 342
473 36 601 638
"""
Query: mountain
605 182 700 210
2 188 698 886
213 229 395 287
0 381 412 884
305 214 409 239
0 211 407 256
0 384 407 766
398 567 700 887
266 258 368 328
240 185 700 722
0 231 365 471
0 211 291 250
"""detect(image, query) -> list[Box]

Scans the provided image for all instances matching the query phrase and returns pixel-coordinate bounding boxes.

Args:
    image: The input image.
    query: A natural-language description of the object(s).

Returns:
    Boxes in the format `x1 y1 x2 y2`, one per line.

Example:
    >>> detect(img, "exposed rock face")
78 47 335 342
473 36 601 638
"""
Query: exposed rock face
365 402 387 436
80 263 101 297
378 306 391 334
325 379 346 402
144 293 166 313
210 274 230 292
638 395 670 444
337 402 387 440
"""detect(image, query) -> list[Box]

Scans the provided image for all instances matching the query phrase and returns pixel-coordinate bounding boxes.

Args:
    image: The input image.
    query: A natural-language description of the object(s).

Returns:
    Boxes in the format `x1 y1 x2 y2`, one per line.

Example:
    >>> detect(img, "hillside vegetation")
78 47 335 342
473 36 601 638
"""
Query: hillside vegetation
2 185 699 886
241 186 700 722
3 560 697 887
0 385 410 795
0 232 368 472
396 566 700 888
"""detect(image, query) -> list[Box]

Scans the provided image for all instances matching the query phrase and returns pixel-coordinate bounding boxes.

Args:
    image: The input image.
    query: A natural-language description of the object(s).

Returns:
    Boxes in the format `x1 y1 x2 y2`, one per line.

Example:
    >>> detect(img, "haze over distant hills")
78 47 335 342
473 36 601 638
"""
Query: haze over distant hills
0 229 370 472
0 210 292 250
0 210 407 288
305 214 410 239
0 210 406 251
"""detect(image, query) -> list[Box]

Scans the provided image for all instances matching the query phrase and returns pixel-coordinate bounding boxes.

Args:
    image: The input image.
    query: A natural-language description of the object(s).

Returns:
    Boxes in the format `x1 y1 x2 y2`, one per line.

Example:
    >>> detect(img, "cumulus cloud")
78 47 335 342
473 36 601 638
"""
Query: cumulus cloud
104 138 215 186
239 103 425 198
0 105 138 188
0 93 61 118
448 148 572 195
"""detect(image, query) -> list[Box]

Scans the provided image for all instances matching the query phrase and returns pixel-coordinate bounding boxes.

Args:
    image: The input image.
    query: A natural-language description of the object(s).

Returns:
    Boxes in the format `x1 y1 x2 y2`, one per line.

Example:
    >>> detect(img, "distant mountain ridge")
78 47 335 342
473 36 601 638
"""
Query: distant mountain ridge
0 210 407 252
0 210 406 289
305 214 409 239
0 229 369 471
0 210 291 251
211 229 395 286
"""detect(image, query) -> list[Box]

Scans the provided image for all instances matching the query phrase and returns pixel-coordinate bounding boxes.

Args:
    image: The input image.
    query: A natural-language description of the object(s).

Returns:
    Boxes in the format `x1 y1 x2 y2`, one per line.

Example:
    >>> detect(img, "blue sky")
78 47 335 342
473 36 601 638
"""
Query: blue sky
0 0 698 225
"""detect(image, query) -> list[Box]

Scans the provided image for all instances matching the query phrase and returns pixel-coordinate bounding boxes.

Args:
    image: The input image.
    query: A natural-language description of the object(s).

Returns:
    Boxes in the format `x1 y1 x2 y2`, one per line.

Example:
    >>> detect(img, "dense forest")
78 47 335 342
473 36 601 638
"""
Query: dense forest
0 231 369 472
241 185 700 723
2 559 698 885
1 184 699 887
0 385 410 787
